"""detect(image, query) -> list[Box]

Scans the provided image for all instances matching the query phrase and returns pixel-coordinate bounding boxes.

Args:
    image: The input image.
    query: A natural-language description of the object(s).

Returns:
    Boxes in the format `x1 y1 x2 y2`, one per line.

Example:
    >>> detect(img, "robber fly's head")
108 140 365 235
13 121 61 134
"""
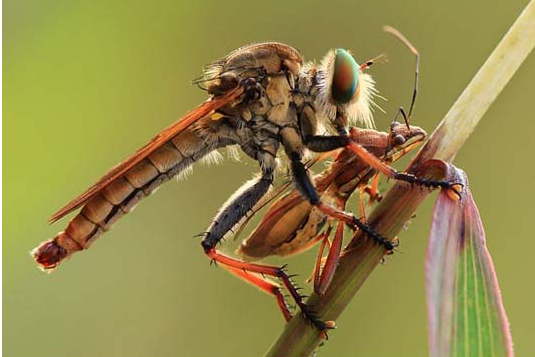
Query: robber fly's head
316 48 378 129
386 121 427 161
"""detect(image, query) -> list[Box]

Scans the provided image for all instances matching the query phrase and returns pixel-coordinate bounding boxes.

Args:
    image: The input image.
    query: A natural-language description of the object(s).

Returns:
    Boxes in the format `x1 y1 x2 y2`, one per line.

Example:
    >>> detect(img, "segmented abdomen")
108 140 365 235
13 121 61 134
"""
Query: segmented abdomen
34 119 231 270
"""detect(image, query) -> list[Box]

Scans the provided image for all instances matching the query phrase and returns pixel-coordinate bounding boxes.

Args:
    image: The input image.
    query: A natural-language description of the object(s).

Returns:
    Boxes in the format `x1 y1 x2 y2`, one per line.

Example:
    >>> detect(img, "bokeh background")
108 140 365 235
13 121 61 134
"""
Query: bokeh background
3 1 534 356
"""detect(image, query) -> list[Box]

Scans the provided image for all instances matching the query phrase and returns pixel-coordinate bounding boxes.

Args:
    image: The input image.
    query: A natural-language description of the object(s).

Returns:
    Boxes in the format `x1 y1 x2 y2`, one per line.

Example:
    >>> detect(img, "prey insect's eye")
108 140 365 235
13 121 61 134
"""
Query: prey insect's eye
331 49 359 104
393 134 407 146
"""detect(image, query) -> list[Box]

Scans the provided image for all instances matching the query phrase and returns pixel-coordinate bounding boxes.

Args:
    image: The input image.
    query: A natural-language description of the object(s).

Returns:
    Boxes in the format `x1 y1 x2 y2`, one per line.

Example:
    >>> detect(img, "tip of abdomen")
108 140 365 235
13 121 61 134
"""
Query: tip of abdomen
32 239 68 271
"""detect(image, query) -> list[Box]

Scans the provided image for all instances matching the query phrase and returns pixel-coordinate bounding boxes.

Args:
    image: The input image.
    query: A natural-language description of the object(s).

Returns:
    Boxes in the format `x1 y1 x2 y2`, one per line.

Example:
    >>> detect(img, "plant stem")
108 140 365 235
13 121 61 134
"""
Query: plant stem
265 1 535 356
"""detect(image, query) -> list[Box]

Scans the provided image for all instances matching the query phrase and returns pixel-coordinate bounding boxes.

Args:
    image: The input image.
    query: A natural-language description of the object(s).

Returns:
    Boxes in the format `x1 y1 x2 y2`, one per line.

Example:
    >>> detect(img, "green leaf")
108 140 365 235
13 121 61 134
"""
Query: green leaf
427 175 513 357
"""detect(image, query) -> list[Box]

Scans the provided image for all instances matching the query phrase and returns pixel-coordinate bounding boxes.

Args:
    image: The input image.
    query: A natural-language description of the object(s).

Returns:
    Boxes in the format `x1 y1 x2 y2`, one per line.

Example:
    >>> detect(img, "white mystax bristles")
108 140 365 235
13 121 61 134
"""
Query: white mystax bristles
315 49 379 129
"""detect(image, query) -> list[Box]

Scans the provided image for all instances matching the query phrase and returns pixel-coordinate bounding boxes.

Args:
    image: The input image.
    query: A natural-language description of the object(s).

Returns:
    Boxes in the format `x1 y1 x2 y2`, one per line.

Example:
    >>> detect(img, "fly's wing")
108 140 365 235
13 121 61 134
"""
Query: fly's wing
34 87 244 271
49 87 243 223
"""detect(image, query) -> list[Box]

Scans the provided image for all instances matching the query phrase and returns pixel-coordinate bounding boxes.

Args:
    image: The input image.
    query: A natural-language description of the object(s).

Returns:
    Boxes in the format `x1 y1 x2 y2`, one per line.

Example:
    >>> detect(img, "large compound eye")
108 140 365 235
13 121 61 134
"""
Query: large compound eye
331 49 359 104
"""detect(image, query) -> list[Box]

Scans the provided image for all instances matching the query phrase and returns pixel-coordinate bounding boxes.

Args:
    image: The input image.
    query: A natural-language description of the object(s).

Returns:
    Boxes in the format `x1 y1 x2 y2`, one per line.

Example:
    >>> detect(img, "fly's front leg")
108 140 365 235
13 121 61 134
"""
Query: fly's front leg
305 131 463 199
344 132 463 198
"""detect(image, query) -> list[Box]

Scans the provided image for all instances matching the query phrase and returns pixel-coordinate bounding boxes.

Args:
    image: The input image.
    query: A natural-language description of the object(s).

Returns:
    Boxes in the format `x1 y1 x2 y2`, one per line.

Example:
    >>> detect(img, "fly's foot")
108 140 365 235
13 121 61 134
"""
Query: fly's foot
299 303 336 335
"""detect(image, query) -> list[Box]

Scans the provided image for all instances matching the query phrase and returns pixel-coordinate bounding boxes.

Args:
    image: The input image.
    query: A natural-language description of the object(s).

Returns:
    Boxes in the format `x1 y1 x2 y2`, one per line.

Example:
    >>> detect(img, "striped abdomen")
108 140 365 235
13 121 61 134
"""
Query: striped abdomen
34 118 233 270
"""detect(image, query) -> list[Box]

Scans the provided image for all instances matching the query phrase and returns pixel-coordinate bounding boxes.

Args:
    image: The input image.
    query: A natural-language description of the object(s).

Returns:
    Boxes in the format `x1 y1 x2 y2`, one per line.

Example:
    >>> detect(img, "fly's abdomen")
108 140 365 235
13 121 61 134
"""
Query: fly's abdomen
33 123 226 271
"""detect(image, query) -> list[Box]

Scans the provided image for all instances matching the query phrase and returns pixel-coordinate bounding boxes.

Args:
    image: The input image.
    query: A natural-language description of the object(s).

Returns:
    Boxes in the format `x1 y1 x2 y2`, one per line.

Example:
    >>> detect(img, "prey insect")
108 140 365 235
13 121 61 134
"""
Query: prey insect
33 28 460 332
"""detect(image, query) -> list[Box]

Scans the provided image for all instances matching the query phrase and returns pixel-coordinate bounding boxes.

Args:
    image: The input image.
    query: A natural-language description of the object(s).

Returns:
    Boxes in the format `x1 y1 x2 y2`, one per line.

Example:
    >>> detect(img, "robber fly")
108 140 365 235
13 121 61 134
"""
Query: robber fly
33 27 458 331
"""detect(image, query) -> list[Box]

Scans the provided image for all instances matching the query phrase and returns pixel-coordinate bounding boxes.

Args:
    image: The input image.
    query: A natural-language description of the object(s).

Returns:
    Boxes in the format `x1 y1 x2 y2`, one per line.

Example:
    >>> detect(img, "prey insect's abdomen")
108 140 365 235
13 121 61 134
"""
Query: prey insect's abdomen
34 117 231 270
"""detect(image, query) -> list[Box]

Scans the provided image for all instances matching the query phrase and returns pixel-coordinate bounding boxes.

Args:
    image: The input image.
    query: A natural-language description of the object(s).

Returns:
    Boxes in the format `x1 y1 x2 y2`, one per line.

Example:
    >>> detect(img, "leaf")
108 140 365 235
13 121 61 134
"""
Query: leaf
426 171 513 357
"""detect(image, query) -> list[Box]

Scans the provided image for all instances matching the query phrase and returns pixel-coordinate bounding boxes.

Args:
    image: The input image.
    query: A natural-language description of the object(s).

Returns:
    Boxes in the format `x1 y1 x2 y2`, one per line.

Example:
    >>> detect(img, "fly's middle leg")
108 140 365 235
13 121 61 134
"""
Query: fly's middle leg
288 151 396 251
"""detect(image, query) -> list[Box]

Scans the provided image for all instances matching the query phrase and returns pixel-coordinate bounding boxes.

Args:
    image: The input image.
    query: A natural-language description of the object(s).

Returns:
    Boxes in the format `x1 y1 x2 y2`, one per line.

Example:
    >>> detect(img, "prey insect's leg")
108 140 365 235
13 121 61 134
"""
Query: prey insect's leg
222 265 292 322
367 173 381 205
205 249 335 331
358 188 368 223
289 152 395 251
315 217 345 296
310 226 332 287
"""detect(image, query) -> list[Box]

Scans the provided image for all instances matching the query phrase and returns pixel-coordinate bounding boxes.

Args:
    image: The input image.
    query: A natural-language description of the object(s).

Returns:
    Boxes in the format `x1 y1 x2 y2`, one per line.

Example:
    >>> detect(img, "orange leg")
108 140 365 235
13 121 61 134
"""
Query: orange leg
222 266 292 322
205 248 335 331
368 173 381 206
310 226 333 289
314 201 394 250
314 220 345 296
345 131 461 197
314 199 349 296
358 187 367 224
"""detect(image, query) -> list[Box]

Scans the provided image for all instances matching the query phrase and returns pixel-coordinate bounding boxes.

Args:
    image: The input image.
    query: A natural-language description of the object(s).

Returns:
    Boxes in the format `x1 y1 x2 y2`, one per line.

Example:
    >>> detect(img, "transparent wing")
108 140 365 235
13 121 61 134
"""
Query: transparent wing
49 87 244 223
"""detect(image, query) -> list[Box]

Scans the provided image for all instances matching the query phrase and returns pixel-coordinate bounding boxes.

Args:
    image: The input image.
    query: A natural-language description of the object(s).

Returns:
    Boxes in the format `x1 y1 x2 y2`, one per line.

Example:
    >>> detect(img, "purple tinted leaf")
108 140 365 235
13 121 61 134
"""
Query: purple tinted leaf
427 171 513 357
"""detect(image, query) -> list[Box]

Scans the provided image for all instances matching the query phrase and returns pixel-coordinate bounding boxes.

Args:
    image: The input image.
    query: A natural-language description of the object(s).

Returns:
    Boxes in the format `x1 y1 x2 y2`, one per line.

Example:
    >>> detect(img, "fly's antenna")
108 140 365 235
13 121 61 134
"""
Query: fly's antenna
383 25 419 120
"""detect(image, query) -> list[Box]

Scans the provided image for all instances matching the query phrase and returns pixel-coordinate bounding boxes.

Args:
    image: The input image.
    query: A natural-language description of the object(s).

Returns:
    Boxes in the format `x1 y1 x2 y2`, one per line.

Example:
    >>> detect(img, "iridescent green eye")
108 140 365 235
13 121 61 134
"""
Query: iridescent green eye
331 49 359 104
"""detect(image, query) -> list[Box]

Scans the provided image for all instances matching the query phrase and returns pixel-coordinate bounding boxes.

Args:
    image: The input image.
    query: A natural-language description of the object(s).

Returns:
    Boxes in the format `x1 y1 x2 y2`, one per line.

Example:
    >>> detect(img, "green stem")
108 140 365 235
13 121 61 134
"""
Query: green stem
265 1 535 356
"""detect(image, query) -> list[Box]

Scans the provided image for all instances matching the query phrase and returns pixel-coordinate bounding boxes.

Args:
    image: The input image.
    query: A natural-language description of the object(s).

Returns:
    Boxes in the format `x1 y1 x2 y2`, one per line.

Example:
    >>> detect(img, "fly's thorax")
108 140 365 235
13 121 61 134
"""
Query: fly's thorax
264 75 296 127
223 42 303 75
204 42 303 96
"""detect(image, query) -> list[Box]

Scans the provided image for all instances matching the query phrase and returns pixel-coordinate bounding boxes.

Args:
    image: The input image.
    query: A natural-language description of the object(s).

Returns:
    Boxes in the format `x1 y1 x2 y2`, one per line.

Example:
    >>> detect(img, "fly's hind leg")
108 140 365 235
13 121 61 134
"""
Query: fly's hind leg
200 151 334 332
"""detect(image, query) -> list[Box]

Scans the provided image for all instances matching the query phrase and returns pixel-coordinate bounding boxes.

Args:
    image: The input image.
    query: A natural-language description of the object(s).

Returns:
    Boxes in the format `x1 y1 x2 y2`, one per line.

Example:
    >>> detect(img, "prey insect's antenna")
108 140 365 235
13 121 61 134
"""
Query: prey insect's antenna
383 25 420 122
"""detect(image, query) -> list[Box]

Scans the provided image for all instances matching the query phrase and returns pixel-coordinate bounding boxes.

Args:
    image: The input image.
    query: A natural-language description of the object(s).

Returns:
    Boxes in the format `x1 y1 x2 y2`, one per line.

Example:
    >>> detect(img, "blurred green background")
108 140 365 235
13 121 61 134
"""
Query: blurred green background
3 0 534 356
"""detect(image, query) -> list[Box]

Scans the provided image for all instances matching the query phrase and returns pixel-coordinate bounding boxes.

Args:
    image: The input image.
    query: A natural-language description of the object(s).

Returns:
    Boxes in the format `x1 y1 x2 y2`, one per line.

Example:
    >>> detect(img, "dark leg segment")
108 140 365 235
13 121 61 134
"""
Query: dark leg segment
304 135 349 153
201 171 273 251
